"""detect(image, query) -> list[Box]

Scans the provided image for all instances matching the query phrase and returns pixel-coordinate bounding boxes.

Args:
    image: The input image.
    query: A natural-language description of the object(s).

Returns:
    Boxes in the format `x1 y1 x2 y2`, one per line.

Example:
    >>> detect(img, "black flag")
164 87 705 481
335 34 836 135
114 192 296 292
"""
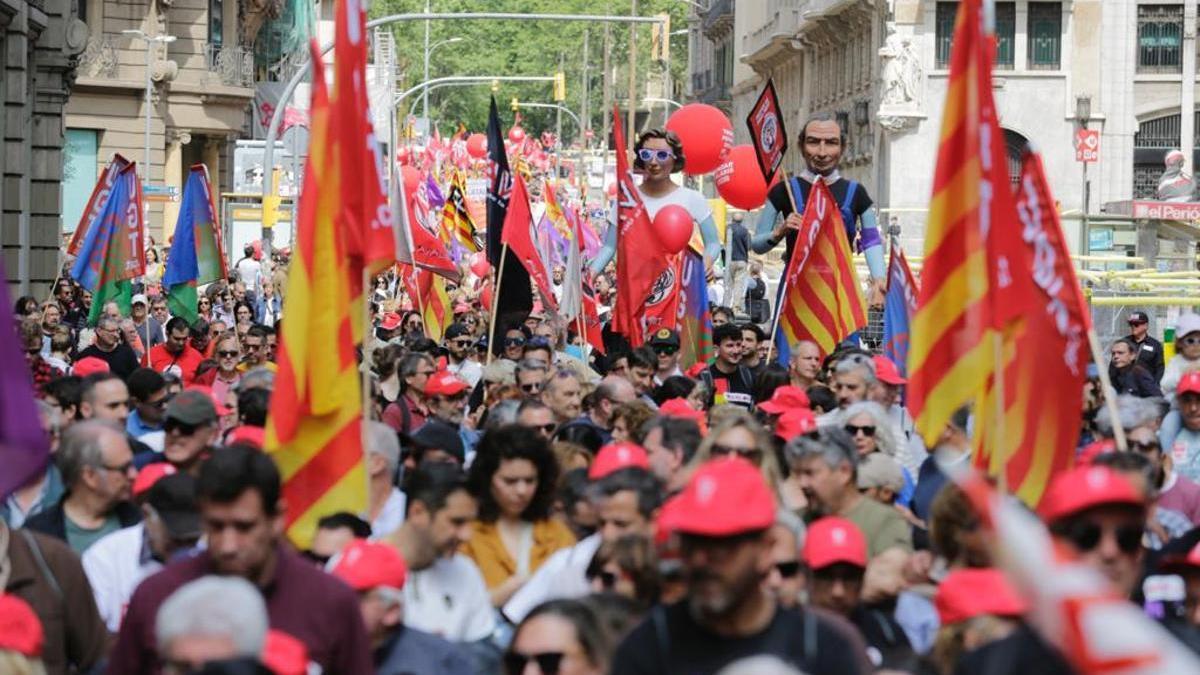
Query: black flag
486 96 532 351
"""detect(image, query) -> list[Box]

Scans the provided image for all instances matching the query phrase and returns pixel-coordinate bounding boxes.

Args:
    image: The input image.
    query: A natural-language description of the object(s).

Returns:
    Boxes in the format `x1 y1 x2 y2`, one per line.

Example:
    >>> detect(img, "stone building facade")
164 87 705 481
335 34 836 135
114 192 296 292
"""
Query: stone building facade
1 0 87 296
689 0 1200 255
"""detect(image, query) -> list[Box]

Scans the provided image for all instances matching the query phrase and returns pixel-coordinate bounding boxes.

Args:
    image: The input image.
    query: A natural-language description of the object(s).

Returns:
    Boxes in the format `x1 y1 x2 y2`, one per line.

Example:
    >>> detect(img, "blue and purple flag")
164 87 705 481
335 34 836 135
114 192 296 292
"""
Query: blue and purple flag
0 254 50 500
881 244 919 377
679 250 713 369
70 161 145 325
164 165 228 323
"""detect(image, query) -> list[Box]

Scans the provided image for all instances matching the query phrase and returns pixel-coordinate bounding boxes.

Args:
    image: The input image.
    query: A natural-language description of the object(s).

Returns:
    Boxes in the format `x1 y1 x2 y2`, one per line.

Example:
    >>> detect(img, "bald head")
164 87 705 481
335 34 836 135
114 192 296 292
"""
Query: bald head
592 375 637 428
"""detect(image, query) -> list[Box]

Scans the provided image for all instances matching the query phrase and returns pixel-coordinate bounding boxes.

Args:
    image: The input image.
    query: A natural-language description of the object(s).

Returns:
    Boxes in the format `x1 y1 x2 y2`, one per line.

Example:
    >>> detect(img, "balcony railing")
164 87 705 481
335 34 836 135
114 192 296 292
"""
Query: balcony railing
702 0 733 32
78 36 119 79
743 1 806 62
204 43 254 88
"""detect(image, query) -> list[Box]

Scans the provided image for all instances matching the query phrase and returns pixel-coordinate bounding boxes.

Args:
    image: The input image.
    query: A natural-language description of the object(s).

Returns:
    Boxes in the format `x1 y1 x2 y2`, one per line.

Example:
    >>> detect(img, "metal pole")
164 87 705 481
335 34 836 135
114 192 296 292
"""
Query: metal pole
143 40 152 182
1082 146 1090 262
261 11 667 238
627 0 638 151
422 0 431 136
581 28 590 136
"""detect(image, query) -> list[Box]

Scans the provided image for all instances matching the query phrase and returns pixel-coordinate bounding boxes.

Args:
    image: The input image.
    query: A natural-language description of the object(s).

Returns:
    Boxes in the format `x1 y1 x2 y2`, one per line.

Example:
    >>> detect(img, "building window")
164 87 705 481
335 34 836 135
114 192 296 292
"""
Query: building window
1137 4 1183 74
63 129 99 233
1003 129 1027 191
1027 3 1062 69
1133 113 1182 198
209 0 223 48
936 2 1014 69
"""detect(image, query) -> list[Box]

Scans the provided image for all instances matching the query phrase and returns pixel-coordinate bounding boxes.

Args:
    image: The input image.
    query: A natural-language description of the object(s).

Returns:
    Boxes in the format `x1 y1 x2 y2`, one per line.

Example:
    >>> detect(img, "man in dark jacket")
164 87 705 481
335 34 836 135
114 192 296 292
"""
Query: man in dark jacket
2 520 109 675
1126 311 1166 382
1109 338 1162 399
25 419 141 555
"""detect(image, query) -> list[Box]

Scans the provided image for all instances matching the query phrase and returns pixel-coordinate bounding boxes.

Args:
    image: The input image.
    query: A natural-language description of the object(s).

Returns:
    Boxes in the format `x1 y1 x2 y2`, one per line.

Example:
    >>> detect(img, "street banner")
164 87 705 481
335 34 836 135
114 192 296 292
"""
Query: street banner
163 165 228 324
746 79 788 182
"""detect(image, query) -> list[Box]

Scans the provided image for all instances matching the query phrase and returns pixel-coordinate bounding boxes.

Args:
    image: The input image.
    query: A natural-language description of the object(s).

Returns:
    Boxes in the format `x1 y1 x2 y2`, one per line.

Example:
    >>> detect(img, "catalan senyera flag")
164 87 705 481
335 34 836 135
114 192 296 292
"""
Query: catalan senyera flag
973 149 1090 507
907 0 1033 447
774 179 868 357
332 0 393 344
265 39 364 549
418 268 452 343
441 174 480 253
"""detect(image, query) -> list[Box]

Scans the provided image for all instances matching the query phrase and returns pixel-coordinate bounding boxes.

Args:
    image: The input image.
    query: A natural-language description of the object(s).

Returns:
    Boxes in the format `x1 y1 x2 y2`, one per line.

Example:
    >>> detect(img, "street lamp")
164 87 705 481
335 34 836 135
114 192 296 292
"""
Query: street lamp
1076 94 1092 257
122 29 176 183
422 29 464 136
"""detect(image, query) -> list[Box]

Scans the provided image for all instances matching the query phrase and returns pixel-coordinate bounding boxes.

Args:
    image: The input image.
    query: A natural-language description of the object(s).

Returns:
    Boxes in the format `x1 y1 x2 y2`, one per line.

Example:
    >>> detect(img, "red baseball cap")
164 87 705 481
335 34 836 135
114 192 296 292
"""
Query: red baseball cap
873 356 907 385
1037 465 1145 523
658 398 707 433
774 408 818 442
132 463 177 498
424 371 468 397
658 457 776 537
0 594 43 658
588 442 650 480
261 630 308 675
380 312 402 331
802 517 867 570
331 539 408 591
1076 438 1116 466
936 568 1027 625
758 385 811 415
1178 371 1200 396
73 356 110 377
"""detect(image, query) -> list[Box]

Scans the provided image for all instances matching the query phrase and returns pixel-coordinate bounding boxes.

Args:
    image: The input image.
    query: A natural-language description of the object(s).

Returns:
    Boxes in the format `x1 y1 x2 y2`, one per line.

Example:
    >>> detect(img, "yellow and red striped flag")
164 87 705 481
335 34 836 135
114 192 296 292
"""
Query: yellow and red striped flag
907 0 1033 447
418 268 453 343
973 149 1090 506
776 179 868 356
440 173 480 253
265 40 364 549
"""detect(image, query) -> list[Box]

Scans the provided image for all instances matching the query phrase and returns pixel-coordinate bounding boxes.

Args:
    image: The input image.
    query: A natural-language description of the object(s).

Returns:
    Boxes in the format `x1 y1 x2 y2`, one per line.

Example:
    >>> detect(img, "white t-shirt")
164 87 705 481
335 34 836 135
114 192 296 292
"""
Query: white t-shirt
448 359 483 389
368 487 406 540
403 554 495 642
81 524 163 632
235 257 262 293
502 533 601 624
607 185 712 226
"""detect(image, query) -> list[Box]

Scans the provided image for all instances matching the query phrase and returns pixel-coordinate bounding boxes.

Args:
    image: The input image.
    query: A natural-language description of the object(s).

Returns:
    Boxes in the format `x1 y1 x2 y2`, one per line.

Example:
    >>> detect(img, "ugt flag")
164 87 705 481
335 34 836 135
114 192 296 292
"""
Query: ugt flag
163 165 228 324
70 161 145 325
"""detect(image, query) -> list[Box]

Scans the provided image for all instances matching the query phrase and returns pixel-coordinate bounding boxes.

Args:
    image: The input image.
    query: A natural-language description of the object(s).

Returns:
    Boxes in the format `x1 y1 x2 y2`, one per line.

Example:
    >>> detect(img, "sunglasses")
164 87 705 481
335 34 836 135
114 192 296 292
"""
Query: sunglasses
1056 519 1142 555
636 148 674 163
450 339 474 348
164 419 202 436
505 337 526 347
1127 320 1146 326
844 424 876 438
653 345 678 356
775 561 802 579
504 651 566 675
711 444 762 462
521 382 543 393
531 422 557 434
217 350 239 358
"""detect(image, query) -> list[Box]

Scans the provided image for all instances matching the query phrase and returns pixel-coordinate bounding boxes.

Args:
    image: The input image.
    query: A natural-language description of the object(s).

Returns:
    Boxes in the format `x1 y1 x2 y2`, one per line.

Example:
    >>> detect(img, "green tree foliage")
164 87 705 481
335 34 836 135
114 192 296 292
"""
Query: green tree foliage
372 0 689 143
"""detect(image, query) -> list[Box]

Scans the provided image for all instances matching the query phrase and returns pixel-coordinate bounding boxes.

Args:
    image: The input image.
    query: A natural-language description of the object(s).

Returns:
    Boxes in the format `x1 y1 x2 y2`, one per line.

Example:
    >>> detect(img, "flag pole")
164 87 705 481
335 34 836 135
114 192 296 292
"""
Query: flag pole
362 267 373 423
992 332 1008 493
764 170 801 365
1086 327 1128 452
485 243 510 366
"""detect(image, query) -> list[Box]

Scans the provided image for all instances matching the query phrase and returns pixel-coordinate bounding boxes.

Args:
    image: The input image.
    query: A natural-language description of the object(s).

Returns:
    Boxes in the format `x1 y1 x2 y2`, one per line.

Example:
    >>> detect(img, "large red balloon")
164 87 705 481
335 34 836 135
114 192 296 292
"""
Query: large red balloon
401 165 421 196
470 252 490 279
466 133 487 159
606 183 617 198
397 146 412 165
666 104 733 175
714 145 769 210
509 126 526 144
653 205 693 255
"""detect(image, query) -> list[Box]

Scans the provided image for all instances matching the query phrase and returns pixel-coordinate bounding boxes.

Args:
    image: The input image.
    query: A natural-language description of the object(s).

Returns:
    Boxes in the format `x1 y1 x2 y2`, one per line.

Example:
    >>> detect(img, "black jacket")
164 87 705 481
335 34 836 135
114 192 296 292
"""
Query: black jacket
24 494 142 545
1127 334 1166 381
1109 363 1163 398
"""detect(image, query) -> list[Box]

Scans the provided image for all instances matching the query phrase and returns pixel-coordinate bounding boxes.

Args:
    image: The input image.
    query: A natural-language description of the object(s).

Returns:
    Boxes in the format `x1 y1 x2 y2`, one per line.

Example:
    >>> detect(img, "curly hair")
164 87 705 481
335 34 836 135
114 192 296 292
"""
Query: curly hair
632 128 686 173
468 424 561 523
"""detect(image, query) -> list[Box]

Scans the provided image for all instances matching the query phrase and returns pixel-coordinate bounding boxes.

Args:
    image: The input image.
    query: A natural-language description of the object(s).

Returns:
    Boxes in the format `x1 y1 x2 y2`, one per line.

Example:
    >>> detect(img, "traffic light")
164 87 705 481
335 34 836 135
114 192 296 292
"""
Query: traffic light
553 72 566 102
511 96 520 112
262 168 282 229
651 14 670 61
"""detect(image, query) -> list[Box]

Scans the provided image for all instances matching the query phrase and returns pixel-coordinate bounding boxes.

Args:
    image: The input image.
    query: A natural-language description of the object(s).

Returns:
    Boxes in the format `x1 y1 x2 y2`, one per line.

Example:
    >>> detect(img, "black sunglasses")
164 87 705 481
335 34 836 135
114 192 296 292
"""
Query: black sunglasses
653 345 678 356
505 337 526 347
775 561 802 579
844 424 877 438
531 422 556 434
1057 519 1142 555
711 444 762 462
217 350 239 358
504 651 565 675
164 419 202 436
521 382 543 393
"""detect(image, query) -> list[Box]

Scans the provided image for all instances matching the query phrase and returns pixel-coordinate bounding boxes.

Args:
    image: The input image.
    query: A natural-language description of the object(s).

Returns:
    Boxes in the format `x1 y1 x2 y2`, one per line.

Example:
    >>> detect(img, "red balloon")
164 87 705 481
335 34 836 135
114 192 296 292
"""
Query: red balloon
509 126 526 144
397 146 412 165
466 133 487 159
666 104 733 175
470 252 490 279
606 183 617 198
714 145 769 210
653 205 693 255
480 283 493 311
401 165 421 196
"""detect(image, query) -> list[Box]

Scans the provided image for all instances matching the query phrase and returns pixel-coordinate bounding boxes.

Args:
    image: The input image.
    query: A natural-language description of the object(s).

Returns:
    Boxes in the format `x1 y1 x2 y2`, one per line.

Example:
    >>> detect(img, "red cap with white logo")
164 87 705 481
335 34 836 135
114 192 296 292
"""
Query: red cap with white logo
658 457 776 537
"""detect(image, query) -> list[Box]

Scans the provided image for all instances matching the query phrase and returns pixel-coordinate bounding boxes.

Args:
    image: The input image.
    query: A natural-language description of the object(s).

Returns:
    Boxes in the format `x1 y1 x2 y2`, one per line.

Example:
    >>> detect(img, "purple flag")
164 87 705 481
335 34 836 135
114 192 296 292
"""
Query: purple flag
0 255 50 500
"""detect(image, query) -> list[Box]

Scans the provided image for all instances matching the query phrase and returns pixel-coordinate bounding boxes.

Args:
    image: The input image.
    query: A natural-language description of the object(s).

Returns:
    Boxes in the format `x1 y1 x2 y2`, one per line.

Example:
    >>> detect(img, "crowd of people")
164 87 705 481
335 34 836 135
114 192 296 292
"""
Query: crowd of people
7 233 1200 675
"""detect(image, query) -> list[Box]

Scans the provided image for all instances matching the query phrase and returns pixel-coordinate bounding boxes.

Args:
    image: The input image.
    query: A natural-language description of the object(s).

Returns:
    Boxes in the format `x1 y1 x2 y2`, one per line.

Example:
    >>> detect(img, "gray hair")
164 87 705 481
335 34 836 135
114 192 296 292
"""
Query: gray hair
516 358 550 379
838 401 897 457
833 353 877 387
1095 394 1163 437
236 366 275 393
398 352 434 380
784 426 858 476
485 399 522 429
789 340 820 361
95 315 119 332
57 420 123 487
155 576 268 660
367 421 401 473
800 110 847 147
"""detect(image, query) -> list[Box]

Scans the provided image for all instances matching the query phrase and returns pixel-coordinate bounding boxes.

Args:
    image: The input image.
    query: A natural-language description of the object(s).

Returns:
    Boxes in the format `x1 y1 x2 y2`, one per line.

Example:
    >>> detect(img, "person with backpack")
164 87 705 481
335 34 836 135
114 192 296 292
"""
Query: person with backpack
702 324 755 410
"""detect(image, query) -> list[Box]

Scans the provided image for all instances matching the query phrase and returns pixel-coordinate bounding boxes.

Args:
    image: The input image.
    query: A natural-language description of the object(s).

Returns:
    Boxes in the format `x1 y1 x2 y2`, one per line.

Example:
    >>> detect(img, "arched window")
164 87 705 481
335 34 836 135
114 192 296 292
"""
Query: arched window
1003 129 1028 191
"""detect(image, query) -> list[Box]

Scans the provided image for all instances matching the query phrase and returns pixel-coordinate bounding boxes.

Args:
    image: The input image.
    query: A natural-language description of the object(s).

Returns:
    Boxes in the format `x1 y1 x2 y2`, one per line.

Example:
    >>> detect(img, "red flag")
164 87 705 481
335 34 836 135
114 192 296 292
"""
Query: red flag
746 79 788 183
397 183 459 282
611 105 671 346
581 291 606 355
501 171 559 312
641 254 683 335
